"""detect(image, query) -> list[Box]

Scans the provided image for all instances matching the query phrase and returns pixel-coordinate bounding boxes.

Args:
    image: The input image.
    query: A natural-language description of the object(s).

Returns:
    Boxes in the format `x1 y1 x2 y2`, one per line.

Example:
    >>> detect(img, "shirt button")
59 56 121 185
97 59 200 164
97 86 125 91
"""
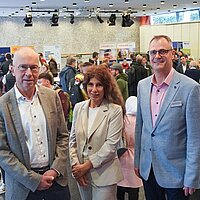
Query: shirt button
157 89 160 92
43 155 45 157
37 129 40 132
150 148 151 151
156 102 158 104
34 115 36 118
88 146 92 150
155 114 157 117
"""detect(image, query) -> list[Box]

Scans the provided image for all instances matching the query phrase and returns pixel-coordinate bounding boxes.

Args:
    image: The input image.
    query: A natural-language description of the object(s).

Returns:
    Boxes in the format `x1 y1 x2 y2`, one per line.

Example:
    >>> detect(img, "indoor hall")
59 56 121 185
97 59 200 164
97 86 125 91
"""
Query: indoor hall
0 0 200 200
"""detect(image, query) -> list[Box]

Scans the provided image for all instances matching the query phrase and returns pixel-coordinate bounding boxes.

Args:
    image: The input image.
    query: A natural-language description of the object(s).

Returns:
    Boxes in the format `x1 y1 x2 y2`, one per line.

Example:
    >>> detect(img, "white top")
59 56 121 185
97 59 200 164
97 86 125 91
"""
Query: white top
15 85 49 168
82 107 99 160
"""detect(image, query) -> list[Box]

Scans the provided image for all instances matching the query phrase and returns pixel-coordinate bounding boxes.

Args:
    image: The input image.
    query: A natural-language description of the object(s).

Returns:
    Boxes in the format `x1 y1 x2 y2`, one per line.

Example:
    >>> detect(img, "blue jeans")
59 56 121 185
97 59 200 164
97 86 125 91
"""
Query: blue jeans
26 182 70 200
142 168 189 200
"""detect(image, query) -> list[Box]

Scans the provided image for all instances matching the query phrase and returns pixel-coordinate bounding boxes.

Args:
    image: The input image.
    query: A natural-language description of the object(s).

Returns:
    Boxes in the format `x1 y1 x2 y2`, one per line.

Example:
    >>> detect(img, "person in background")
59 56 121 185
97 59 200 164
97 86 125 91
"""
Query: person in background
176 56 189 74
122 59 129 72
89 52 99 65
68 62 92 109
134 35 200 200
0 47 70 200
141 55 152 76
1 53 12 76
48 58 58 77
110 63 128 102
38 52 46 63
2 61 16 93
38 72 71 122
117 96 143 200
59 56 76 93
185 60 200 83
69 65 124 200
101 58 110 68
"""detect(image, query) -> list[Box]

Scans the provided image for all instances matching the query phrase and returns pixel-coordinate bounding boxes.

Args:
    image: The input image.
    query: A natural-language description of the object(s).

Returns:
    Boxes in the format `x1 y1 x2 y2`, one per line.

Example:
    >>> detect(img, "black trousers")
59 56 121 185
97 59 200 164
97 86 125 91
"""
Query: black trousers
142 168 189 200
26 182 70 200
117 186 139 200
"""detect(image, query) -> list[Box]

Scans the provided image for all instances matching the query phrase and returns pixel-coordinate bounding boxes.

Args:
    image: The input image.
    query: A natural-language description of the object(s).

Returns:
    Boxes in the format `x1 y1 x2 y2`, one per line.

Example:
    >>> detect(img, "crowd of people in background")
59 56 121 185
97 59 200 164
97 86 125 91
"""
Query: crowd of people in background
0 39 200 200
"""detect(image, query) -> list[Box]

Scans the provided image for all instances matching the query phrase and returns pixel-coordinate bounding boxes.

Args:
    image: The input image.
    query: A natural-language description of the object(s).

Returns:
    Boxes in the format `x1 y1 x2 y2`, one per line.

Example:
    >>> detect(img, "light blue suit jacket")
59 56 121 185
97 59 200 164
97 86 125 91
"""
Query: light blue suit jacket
0 86 69 200
134 70 200 188
69 100 123 186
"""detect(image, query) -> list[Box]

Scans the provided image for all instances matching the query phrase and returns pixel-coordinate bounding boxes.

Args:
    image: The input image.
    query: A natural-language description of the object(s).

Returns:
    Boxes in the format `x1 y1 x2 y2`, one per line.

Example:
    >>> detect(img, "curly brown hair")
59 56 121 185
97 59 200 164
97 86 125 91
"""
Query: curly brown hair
83 65 125 116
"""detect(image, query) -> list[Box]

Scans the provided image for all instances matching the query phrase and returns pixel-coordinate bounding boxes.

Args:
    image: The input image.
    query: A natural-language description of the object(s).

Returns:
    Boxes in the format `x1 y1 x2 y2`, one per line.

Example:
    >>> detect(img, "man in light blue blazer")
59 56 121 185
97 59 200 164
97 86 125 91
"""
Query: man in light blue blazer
0 47 70 200
134 35 200 200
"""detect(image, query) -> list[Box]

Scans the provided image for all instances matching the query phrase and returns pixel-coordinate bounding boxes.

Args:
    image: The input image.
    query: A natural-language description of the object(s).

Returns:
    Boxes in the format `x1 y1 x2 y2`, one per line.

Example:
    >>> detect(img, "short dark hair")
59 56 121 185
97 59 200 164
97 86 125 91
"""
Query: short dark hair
82 62 93 68
92 52 98 58
38 72 54 85
5 53 12 60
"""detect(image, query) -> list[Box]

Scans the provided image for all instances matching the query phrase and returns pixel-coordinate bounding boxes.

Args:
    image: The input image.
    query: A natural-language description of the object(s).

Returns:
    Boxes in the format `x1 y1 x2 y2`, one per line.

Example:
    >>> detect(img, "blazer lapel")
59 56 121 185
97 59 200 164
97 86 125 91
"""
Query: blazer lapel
8 89 30 167
145 78 153 130
152 72 180 131
37 87 54 163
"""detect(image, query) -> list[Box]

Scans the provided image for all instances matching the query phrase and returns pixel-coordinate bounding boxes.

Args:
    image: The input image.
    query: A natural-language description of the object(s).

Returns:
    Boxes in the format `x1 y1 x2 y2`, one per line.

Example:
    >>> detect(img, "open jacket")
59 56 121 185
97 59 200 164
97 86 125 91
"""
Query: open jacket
0 86 69 200
69 99 124 186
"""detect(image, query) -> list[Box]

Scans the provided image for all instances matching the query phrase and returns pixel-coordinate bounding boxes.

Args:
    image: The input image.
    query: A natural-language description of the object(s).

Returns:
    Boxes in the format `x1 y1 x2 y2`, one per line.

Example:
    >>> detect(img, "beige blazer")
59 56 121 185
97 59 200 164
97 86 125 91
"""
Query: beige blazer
0 86 69 200
69 99 123 186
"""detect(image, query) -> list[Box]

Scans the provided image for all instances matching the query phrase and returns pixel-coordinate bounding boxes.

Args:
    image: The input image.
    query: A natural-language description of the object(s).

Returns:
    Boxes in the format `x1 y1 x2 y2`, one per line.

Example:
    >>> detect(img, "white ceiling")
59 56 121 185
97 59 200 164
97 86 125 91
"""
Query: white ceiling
0 0 199 18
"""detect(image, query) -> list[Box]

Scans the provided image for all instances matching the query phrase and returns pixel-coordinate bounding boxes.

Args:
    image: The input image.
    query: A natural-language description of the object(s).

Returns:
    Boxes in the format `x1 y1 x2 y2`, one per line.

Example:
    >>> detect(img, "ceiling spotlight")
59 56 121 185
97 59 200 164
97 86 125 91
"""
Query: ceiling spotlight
160 1 165 5
63 6 67 10
125 0 129 3
173 5 177 8
107 14 116 26
97 15 104 23
143 4 147 7
122 13 134 27
109 4 113 7
193 1 197 4
24 12 32 27
70 14 74 24
97 7 100 11
73 3 77 7
51 13 59 26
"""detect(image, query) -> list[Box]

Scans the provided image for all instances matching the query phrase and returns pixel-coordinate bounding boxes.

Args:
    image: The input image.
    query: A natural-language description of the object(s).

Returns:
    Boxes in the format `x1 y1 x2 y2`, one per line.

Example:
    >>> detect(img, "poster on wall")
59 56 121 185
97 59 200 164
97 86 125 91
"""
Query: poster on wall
172 41 191 55
11 46 34 55
0 47 10 62
116 42 135 60
43 46 61 70
99 43 117 61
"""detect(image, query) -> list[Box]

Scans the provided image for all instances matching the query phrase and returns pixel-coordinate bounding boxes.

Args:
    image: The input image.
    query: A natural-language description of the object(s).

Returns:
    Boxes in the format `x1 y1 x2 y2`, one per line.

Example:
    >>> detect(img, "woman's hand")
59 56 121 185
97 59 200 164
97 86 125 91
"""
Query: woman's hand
76 175 89 186
72 160 93 179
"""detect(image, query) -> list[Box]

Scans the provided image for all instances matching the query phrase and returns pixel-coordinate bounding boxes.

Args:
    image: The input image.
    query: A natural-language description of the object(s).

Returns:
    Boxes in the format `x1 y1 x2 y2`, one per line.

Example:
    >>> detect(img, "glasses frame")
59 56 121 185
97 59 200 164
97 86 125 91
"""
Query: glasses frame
148 49 172 57
17 64 40 73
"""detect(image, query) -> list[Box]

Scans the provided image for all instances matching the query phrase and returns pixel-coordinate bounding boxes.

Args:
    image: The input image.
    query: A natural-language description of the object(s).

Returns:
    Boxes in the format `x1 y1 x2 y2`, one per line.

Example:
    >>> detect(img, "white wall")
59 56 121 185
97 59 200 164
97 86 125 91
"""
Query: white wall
0 17 140 60
140 22 200 61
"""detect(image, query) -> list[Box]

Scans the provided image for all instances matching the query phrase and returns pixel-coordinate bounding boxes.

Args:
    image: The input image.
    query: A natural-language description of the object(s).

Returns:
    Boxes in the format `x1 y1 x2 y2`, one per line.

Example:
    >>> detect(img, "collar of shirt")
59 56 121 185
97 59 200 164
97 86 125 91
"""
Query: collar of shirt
14 85 39 103
151 67 174 88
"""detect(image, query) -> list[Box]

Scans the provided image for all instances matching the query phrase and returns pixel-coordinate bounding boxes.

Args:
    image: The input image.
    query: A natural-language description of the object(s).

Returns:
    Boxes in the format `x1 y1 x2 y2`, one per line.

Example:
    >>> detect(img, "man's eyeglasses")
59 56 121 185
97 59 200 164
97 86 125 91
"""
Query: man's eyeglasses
148 49 172 56
17 64 39 73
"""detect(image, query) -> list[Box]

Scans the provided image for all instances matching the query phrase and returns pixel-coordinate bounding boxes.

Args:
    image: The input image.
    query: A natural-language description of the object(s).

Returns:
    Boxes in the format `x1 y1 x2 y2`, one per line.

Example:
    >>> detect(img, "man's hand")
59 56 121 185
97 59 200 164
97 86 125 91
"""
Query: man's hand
43 169 58 180
37 175 54 190
183 187 196 196
134 167 141 178
72 161 93 179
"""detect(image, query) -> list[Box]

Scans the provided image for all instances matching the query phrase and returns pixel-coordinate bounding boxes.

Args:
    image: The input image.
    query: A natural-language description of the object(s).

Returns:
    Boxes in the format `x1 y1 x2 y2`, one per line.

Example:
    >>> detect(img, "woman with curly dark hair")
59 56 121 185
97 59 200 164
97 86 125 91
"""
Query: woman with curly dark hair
69 65 125 200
